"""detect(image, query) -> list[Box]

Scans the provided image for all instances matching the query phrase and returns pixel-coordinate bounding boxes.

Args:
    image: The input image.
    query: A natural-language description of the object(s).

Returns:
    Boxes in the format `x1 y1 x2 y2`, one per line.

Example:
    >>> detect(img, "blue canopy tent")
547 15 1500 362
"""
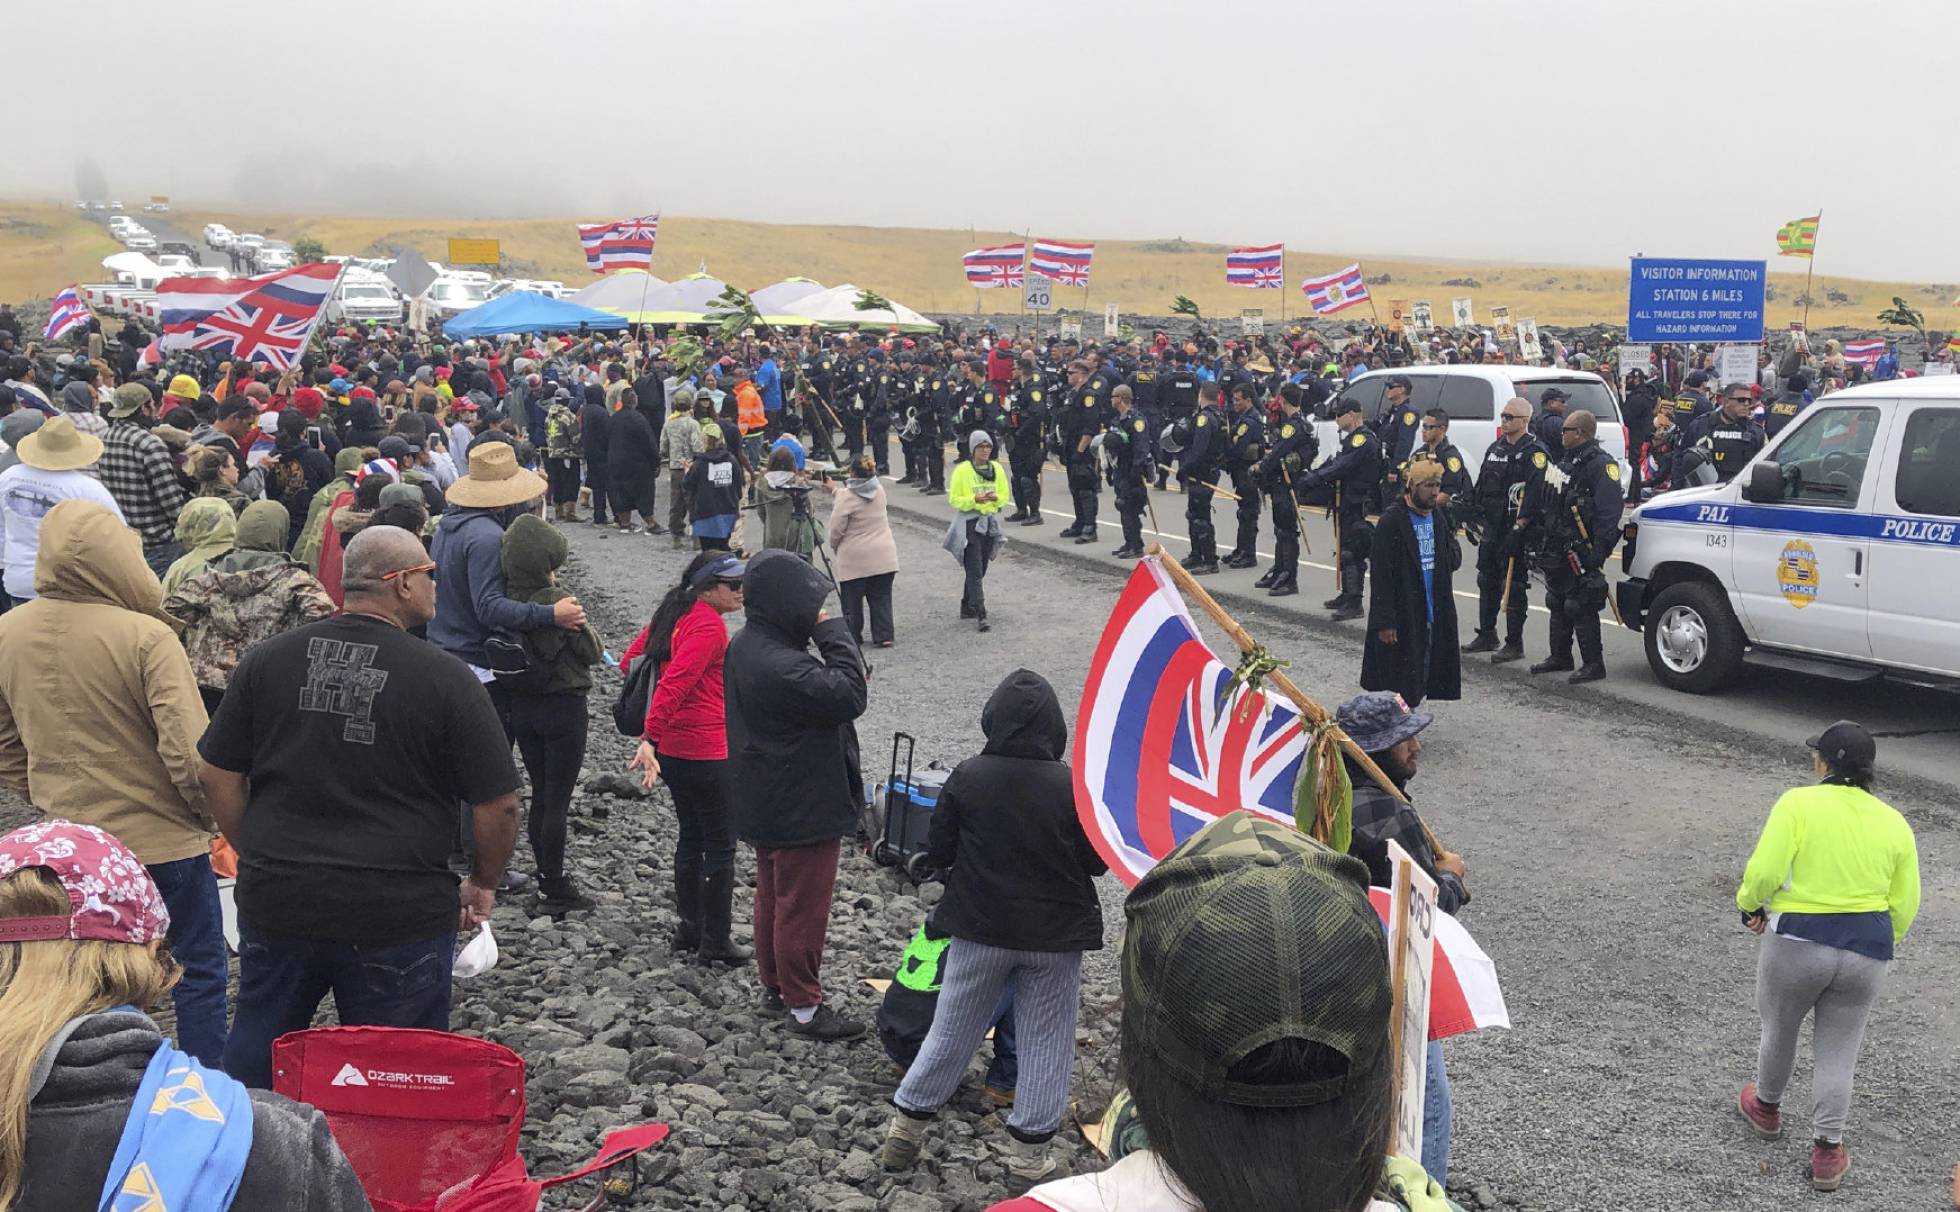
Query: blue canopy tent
440 291 630 339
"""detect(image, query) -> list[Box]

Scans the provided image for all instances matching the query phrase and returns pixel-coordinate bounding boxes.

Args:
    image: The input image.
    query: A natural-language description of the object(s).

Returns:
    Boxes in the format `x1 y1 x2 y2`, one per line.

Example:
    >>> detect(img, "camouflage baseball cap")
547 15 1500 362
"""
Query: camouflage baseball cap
1334 690 1432 754
1122 811 1389 1108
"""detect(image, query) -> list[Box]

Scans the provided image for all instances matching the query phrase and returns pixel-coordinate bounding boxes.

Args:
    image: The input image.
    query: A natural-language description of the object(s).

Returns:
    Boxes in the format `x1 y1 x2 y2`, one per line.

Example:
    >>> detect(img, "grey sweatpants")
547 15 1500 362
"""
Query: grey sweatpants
893 939 1082 1139
1755 930 1888 1143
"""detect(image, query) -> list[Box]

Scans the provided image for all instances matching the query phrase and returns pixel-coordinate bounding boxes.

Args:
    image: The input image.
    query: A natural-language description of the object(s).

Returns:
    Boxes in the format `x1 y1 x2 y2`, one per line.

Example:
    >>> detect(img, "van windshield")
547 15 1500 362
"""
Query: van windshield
1515 379 1621 423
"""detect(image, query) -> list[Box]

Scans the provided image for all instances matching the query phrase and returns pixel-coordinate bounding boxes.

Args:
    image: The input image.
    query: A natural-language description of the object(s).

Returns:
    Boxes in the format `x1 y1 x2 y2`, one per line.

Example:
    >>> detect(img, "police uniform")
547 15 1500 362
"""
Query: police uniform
1375 392 1424 485
1174 403 1225 571
1006 377 1049 523
867 364 899 475
1223 404 1266 567
1530 437 1624 681
1106 407 1154 557
1684 407 1766 483
1531 405 1568 454
1417 440 1475 505
915 370 954 493
1253 408 1319 595
1761 390 1808 439
1298 417 1382 617
1464 433 1549 655
1058 380 1105 540
1159 363 1201 488
1127 363 1164 446
840 354 872 457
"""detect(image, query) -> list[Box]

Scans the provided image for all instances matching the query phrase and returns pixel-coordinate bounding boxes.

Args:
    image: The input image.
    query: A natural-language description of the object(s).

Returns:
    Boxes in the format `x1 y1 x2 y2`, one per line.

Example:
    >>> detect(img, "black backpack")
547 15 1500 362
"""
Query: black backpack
611 617 659 736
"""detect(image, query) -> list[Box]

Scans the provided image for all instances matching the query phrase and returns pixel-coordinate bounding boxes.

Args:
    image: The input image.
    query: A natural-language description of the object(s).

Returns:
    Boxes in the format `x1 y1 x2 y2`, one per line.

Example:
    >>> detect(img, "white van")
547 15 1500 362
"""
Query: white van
1616 378 1960 692
1329 366 1630 480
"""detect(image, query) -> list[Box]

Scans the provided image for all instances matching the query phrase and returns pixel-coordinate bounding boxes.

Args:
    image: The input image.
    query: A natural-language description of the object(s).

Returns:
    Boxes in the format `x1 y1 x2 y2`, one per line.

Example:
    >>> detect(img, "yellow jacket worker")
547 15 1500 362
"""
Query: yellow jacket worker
1733 720 1920 1194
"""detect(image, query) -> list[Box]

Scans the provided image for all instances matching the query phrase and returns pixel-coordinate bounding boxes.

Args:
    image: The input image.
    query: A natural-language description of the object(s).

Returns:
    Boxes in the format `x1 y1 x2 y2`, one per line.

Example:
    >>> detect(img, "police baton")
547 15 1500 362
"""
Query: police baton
1568 507 1626 628
1499 555 1517 615
1155 463 1240 501
1278 463 1312 556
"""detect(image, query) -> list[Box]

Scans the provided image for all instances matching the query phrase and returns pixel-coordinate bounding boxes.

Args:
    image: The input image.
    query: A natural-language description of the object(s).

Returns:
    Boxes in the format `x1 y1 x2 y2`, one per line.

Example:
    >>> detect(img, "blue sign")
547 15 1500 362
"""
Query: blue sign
1626 257 1766 343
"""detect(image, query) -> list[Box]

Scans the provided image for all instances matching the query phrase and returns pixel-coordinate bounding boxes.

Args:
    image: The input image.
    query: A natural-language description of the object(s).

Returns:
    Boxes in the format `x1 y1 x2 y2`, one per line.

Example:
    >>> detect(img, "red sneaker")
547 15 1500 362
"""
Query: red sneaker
1809 1140 1849 1192
1737 1084 1783 1139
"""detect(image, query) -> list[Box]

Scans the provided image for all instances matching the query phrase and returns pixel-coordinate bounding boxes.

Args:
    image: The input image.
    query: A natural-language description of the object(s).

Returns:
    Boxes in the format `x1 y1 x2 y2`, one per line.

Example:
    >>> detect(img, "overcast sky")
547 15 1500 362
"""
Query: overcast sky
13 0 1952 282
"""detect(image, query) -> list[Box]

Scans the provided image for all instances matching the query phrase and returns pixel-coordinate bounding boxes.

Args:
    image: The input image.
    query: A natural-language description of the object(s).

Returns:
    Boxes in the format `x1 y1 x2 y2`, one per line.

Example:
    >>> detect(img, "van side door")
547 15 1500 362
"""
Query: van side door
1867 404 1960 676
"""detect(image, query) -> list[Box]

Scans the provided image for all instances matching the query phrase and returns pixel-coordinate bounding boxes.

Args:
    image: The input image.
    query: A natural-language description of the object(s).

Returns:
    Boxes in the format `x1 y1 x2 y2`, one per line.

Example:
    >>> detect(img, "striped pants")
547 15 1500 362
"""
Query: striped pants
893 939 1083 1140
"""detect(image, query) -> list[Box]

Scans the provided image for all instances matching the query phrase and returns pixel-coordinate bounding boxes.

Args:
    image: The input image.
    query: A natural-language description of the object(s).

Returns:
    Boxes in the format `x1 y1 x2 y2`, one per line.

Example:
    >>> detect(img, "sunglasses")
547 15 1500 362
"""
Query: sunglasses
1421 422 1444 430
715 578 745 592
1727 396 1751 404
381 561 436 582
1561 425 1583 433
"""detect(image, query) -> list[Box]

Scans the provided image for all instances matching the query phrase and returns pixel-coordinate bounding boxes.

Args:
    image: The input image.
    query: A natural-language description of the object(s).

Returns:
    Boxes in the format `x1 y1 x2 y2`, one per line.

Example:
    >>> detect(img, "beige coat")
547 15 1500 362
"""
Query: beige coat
0 500 212 865
827 481 900 583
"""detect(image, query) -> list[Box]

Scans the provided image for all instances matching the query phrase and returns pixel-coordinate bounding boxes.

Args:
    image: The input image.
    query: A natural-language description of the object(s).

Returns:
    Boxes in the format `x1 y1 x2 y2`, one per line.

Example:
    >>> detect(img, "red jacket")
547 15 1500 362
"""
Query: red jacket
622 598 728 760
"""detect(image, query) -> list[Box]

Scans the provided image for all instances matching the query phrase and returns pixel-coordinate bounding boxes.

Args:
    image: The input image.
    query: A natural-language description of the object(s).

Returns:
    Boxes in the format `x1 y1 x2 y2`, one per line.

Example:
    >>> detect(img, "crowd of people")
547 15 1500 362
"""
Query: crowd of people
0 297 1929 1208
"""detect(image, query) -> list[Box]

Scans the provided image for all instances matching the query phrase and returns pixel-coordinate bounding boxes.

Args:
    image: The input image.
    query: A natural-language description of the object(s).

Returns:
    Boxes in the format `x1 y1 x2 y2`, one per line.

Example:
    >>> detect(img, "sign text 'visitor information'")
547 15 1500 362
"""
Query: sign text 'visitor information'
1625 257 1766 344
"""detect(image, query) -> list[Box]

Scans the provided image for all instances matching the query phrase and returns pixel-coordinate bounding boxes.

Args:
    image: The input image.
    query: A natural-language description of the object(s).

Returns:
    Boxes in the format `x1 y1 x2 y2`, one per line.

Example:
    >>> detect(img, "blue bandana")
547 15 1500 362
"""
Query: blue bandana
98 1028 254 1212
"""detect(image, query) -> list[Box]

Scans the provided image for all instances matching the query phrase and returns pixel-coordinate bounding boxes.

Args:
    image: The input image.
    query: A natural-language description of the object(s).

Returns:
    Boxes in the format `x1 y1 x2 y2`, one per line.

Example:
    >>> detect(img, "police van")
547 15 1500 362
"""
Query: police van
1615 378 1960 693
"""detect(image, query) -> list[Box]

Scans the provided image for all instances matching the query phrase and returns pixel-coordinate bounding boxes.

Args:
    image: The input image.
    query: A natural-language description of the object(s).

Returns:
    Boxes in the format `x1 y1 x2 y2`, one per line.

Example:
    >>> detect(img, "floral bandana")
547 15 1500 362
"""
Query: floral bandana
0 820 171 944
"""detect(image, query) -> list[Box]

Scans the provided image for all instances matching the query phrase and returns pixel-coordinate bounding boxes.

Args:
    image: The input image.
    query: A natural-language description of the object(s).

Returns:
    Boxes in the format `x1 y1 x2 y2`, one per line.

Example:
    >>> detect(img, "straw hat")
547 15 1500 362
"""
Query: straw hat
16 415 104 472
445 442 546 509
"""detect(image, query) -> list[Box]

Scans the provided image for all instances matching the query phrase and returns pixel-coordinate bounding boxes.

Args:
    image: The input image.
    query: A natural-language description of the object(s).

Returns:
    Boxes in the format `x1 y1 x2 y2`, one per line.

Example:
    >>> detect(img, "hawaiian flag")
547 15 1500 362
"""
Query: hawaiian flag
1075 558 1510 1041
1226 244 1284 289
963 243 1026 288
1030 239 1095 287
1301 263 1370 314
577 214 659 273
43 286 91 341
156 263 341 370
1843 338 1887 367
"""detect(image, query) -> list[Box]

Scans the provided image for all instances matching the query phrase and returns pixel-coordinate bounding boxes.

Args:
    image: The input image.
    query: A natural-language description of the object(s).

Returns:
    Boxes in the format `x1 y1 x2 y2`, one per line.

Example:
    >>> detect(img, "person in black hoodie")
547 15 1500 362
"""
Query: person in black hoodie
723 549 868 1041
577 383 613 526
606 387 660 534
880 669 1105 1187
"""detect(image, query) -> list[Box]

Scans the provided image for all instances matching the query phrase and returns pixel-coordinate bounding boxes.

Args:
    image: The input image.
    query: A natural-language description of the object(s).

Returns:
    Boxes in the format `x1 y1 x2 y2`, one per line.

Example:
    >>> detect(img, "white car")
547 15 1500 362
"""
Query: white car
1616 377 1960 692
235 233 265 252
328 281 405 325
123 233 157 252
154 254 196 273
109 200 125 212
426 277 489 318
108 216 139 234
143 202 170 213
256 250 294 271
204 224 234 249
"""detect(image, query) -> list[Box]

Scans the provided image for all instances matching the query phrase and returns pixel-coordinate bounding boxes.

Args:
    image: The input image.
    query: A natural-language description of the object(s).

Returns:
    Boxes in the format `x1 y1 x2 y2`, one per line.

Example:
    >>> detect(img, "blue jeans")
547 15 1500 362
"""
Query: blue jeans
146 855 228 1068
223 923 456 1089
1423 1039 1452 1183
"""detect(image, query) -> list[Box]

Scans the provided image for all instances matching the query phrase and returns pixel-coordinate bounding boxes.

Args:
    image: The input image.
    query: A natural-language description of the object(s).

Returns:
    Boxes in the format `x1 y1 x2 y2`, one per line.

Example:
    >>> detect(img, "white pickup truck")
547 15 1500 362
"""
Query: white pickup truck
1615 378 1960 693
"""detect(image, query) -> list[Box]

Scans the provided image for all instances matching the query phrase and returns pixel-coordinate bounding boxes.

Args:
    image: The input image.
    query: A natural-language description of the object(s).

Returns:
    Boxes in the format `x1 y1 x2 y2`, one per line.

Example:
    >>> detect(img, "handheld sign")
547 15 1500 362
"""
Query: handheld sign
1386 840 1439 1165
1059 317 1083 341
1241 308 1265 335
1617 343 1653 385
1450 297 1473 327
1411 300 1433 331
1717 343 1759 389
1104 303 1120 338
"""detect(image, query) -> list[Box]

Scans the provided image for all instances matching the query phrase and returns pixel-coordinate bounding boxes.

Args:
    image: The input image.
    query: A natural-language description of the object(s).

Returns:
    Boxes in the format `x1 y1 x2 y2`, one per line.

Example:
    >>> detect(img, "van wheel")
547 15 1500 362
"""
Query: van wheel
1644 581 1744 694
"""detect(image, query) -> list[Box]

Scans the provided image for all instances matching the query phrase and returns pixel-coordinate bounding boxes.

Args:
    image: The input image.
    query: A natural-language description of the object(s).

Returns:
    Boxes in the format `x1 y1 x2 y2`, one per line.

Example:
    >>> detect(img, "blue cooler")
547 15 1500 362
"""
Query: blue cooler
876 733 948 878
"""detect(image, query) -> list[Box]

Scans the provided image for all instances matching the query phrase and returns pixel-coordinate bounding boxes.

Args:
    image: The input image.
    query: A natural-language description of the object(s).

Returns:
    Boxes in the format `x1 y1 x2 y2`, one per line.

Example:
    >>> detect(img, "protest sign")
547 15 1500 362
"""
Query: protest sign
1103 303 1120 338
1240 308 1265 335
1490 305 1513 344
1788 321 1809 352
1411 300 1433 331
1387 840 1438 1164
1388 299 1408 333
1627 257 1767 343
1617 343 1654 384
1059 316 1083 341
1923 362 1955 376
1451 297 1473 326
1717 343 1759 388
1517 318 1543 362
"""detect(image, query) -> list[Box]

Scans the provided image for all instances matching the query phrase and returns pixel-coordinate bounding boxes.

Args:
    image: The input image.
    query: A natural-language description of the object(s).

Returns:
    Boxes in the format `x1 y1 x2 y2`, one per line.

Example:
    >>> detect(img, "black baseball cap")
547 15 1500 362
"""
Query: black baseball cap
1805 720 1876 769
1540 387 1569 404
1330 397 1363 418
1385 374 1413 391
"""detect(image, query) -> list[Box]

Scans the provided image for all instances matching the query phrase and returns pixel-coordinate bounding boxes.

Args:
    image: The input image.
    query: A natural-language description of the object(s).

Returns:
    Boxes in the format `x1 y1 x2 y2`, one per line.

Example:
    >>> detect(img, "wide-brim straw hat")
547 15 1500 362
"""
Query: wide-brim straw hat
446 442 546 509
17 415 104 472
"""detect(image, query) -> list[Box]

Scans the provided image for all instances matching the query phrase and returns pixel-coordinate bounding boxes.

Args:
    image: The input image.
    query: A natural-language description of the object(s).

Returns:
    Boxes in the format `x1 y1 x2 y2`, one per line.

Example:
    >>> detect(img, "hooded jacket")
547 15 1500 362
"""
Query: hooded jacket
921 670 1105 952
159 497 238 597
0 500 211 865
166 503 335 691
294 448 364 572
607 404 660 506
18 1009 370 1212
429 506 556 669
0 409 45 474
501 514 603 694
724 549 868 847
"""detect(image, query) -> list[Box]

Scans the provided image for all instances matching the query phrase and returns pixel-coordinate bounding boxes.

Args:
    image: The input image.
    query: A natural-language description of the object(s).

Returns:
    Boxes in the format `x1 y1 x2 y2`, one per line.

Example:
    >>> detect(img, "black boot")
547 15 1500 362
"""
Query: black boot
1074 526 1098 545
1252 566 1279 589
1568 661 1606 683
538 876 597 914
1532 613 1574 673
1267 577 1298 597
1462 631 1499 654
696 868 753 965
1187 558 1220 575
1323 593 1348 610
670 856 703 952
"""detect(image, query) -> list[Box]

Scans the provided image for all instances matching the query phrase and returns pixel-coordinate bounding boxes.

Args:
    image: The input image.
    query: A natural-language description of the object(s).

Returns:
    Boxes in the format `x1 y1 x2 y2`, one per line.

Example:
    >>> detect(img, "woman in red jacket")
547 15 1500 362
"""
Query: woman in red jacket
624 550 752 963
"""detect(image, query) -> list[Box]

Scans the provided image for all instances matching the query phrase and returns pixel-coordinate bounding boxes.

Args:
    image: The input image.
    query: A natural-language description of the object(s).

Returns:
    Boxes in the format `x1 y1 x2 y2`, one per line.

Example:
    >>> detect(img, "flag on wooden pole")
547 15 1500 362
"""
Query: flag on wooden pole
1775 214 1819 258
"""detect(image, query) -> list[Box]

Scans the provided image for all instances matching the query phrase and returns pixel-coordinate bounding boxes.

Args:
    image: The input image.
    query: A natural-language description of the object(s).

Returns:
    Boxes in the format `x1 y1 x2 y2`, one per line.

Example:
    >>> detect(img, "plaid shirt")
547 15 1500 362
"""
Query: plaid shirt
99 419 188 550
1347 773 1467 913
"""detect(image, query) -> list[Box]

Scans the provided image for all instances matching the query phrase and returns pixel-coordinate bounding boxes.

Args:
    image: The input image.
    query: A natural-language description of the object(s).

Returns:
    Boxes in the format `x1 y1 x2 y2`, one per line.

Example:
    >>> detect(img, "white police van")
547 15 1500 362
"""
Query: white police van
1615 378 1960 693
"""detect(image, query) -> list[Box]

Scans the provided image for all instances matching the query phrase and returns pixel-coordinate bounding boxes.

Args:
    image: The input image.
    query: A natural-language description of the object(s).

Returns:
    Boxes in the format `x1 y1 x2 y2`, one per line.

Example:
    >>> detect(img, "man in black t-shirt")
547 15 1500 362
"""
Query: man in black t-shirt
200 525 521 1088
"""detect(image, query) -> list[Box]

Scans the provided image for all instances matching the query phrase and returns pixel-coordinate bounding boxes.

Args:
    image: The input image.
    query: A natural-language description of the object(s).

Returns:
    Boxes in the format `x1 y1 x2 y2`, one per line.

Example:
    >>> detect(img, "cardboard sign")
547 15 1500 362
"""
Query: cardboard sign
1617 343 1654 384
1451 297 1473 327
1240 308 1265 335
1104 303 1120 338
1059 317 1083 341
1387 840 1438 1165
1490 305 1514 343
447 238 501 266
1387 299 1408 333
1717 343 1760 389
1788 321 1809 352
1023 277 1053 311
1922 362 1955 376
1411 300 1433 331
1517 318 1543 362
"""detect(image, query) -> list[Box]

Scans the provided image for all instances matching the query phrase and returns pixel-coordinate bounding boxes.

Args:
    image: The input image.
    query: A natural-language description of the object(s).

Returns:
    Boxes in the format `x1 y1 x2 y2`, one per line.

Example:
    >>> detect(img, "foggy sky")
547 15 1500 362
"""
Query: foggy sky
14 0 1954 282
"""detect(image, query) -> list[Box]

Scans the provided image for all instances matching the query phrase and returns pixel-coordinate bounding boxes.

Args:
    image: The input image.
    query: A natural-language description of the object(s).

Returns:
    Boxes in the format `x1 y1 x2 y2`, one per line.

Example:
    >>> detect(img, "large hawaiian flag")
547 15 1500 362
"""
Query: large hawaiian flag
1074 557 1509 1040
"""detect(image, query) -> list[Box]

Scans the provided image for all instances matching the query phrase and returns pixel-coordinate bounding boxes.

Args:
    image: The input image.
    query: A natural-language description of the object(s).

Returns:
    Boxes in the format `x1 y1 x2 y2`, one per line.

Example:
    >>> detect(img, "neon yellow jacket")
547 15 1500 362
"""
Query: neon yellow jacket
948 458 1013 516
1736 783 1920 943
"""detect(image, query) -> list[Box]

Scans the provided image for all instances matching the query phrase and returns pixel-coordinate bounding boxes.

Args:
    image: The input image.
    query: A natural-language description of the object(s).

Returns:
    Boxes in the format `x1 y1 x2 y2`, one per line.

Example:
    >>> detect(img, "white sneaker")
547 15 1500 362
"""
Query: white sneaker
1004 1134 1056 1185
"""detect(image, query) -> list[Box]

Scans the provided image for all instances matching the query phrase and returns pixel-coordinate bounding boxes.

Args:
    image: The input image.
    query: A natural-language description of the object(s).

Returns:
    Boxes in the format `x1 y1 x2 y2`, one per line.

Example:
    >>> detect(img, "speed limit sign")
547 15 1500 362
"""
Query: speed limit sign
1023 277 1052 311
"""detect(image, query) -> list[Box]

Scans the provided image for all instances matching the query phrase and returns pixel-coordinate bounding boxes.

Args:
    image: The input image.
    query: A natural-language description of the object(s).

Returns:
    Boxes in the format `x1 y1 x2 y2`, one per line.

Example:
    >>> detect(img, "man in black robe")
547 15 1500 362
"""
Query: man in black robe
1360 456 1461 707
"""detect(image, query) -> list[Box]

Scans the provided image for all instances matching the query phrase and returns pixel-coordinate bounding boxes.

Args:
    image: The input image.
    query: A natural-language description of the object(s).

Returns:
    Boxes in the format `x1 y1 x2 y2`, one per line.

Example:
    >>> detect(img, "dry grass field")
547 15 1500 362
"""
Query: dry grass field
6 199 1953 331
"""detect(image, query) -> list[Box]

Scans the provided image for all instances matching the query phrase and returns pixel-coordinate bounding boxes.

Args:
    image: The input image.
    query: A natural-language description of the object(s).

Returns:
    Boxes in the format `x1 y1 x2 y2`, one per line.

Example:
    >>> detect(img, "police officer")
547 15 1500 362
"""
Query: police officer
1172 381 1227 574
1413 409 1474 506
1531 386 1570 451
1762 370 1811 438
1006 362 1049 525
1222 382 1266 569
1127 350 1164 450
1529 410 1623 684
916 359 955 494
1254 383 1319 597
1684 382 1767 483
1297 397 1382 621
839 343 872 458
1105 384 1154 558
962 360 1009 450
1159 351 1201 489
892 348 922 483
1671 370 1717 428
1463 397 1549 662
1057 359 1105 543
867 354 900 476
1375 375 1423 489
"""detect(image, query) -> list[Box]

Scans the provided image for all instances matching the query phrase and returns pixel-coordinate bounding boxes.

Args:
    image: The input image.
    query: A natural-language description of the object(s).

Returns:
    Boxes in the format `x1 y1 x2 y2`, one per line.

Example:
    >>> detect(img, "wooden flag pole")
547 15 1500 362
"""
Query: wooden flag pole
1145 545 1438 843
1800 208 1822 331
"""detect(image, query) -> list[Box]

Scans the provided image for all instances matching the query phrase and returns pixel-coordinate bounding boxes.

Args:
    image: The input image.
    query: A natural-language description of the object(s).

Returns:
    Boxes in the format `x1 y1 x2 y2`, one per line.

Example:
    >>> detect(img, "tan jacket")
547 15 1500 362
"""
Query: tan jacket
827 481 900 583
0 501 212 865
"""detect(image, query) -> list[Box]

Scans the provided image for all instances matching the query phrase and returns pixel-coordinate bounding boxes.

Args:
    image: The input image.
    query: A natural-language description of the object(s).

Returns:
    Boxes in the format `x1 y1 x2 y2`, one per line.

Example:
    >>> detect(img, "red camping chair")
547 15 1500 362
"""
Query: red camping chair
272 1027 668 1212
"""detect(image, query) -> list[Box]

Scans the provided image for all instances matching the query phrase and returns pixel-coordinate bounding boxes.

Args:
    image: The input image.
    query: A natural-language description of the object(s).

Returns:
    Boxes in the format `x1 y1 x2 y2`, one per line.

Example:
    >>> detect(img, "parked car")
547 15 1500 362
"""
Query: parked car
327 281 405 325
255 243 295 270
158 241 200 266
154 254 196 273
108 200 124 212
204 223 234 249
123 233 157 252
143 201 170 213
426 277 489 318
235 233 265 252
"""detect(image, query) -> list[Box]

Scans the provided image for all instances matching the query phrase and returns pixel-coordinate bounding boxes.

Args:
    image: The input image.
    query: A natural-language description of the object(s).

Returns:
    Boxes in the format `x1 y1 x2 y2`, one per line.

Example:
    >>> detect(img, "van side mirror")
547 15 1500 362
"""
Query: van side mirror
1742 461 1783 504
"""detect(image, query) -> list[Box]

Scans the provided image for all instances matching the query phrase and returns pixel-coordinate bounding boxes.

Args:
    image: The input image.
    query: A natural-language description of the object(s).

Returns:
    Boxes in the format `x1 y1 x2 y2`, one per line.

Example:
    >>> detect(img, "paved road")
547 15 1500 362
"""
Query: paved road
554 489 1956 1211
866 444 1960 794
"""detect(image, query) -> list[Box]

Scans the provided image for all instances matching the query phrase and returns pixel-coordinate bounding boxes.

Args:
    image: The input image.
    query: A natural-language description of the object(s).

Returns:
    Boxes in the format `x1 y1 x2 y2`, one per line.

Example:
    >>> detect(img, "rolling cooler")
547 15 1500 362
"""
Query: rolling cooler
873 732 948 882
